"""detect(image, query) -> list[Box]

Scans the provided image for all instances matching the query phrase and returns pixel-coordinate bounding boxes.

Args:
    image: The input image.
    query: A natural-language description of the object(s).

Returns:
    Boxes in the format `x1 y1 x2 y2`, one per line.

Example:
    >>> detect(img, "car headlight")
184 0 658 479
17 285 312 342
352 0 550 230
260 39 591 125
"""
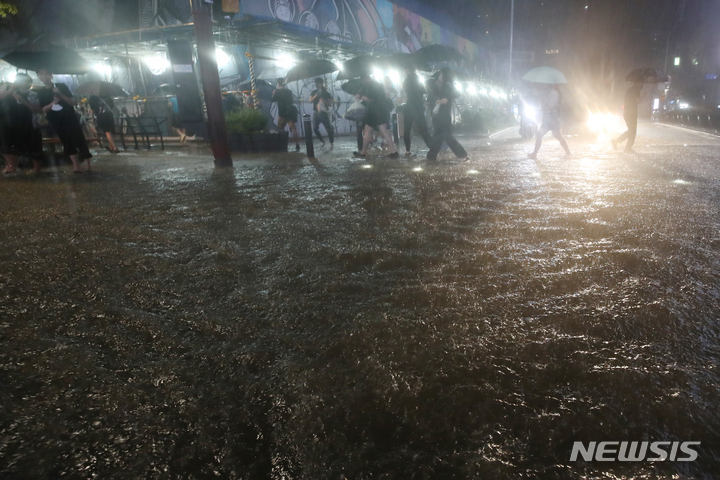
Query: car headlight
524 104 537 123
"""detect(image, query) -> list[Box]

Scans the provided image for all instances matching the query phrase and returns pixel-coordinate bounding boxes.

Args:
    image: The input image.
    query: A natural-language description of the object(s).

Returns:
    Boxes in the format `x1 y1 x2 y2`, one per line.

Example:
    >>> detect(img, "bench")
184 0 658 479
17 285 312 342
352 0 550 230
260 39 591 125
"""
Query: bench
119 116 167 150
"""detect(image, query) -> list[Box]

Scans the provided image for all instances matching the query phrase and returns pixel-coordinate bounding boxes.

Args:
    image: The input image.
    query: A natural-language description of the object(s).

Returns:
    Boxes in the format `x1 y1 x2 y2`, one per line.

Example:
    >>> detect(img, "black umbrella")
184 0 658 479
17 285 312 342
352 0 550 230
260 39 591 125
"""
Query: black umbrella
414 45 465 65
337 55 376 80
1 43 90 75
284 59 339 84
76 81 128 98
626 68 669 83
238 78 274 100
341 79 364 95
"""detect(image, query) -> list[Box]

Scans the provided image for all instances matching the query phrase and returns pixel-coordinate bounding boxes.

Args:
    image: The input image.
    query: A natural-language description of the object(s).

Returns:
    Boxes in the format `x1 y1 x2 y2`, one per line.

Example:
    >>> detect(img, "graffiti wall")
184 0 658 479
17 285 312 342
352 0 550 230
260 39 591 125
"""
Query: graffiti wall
241 0 481 62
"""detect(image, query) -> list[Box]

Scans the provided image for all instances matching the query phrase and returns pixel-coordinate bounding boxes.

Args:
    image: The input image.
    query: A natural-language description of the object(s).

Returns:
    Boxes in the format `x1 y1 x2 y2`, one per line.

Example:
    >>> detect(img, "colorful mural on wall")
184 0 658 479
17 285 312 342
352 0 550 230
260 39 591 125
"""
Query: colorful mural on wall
242 0 482 62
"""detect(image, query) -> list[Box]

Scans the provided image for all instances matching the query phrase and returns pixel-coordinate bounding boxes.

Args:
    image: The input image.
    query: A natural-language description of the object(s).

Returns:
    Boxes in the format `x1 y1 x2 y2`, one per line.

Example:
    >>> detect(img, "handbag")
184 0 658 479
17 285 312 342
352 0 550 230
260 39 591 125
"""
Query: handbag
343 100 366 121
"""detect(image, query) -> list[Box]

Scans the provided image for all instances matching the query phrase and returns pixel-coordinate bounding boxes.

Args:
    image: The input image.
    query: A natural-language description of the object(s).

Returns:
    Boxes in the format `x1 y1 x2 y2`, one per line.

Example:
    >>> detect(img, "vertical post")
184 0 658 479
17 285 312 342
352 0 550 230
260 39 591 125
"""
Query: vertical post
191 0 232 167
246 52 259 109
392 112 399 145
509 0 514 86
303 114 315 158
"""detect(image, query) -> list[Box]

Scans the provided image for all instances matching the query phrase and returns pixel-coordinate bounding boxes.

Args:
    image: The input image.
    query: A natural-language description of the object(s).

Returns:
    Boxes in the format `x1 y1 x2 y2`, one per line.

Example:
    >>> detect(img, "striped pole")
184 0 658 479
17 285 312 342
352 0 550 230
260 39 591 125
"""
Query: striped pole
245 52 259 109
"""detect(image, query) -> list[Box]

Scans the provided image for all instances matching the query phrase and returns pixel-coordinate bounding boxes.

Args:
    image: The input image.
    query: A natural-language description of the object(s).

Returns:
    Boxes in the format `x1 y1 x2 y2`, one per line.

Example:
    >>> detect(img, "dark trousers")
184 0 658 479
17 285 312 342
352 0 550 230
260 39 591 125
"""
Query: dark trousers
313 111 334 144
427 117 467 160
403 105 432 151
617 115 638 149
356 120 364 150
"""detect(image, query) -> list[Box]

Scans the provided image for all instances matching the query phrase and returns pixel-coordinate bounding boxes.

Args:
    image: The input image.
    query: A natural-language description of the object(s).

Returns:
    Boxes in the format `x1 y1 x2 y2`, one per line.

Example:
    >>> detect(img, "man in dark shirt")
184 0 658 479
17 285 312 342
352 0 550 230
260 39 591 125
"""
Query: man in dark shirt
37 68 92 173
613 79 644 154
309 77 334 149
401 68 432 155
271 78 300 151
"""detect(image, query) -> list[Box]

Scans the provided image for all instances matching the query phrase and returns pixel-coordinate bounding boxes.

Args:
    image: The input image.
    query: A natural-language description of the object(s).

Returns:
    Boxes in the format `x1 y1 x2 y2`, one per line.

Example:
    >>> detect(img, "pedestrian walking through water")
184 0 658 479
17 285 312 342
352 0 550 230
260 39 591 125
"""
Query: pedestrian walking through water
272 77 301 152
353 74 399 159
426 68 468 162
36 68 93 173
0 73 43 174
529 84 571 160
613 79 644 154
309 77 334 150
402 67 432 155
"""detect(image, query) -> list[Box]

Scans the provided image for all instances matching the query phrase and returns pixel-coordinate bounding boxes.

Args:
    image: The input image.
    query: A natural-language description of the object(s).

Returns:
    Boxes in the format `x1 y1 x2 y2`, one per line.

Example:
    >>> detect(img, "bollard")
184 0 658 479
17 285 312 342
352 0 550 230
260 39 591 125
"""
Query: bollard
392 112 399 145
356 120 364 151
304 114 315 158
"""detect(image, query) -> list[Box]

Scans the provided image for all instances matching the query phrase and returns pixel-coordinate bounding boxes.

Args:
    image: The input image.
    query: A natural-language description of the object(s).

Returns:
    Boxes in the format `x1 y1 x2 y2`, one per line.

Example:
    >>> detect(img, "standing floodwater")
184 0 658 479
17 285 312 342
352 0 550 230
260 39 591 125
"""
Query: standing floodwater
1 123 720 478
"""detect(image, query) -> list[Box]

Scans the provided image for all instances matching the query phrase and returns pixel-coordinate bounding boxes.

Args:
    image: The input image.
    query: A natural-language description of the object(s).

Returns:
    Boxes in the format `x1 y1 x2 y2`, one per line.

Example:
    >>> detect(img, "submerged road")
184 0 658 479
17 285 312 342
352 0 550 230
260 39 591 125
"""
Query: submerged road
1 121 719 478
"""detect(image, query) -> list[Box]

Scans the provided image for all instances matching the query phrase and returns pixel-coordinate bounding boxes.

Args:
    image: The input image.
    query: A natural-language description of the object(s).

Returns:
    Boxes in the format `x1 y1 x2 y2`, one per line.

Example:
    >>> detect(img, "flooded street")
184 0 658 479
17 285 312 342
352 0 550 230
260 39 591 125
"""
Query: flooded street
2 122 720 478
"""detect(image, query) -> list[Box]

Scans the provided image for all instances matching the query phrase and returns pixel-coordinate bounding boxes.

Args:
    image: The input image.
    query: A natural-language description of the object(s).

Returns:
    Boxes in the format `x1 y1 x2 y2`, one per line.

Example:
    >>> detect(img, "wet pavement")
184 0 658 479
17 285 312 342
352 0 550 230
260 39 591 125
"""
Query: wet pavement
1 121 720 479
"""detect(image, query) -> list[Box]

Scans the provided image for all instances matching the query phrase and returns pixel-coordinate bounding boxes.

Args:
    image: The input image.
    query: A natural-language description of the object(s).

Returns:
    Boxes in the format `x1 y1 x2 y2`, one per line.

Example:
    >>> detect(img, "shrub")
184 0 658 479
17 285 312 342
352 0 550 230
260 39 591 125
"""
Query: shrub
225 107 267 134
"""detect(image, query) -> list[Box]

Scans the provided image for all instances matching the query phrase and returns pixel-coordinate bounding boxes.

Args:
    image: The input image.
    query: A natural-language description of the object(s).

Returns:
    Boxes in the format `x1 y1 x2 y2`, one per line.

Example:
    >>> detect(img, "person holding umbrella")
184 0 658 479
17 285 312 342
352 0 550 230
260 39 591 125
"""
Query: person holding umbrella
0 74 44 174
309 77 334 150
612 78 644 154
353 74 399 159
271 78 300 152
401 67 432 155
36 68 92 173
426 68 468 162
528 84 571 160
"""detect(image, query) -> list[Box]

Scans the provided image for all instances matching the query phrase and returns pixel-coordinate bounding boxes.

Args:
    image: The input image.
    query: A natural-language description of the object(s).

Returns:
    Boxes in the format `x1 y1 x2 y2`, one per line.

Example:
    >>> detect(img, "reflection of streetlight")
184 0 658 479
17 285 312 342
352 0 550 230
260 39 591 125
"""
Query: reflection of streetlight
6 70 16 83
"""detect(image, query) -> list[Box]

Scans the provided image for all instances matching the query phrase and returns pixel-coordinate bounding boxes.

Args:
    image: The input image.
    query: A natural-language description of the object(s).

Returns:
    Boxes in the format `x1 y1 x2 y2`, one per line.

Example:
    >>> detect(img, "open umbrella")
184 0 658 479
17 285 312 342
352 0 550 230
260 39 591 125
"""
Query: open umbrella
626 68 669 83
1 43 90 75
76 81 128 98
258 66 289 81
414 45 465 65
341 79 363 95
522 67 567 84
337 55 377 80
238 78 274 100
284 59 338 84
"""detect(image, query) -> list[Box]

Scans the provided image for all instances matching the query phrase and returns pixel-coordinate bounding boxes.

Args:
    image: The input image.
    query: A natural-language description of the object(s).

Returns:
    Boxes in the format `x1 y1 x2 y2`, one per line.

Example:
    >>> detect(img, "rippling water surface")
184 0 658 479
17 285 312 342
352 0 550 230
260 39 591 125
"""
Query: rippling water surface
1 124 719 478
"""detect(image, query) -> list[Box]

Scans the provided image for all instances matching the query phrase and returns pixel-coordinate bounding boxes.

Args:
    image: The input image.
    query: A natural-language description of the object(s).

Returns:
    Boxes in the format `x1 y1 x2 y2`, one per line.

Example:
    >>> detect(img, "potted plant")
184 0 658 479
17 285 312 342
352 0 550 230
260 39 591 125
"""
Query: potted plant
225 108 289 153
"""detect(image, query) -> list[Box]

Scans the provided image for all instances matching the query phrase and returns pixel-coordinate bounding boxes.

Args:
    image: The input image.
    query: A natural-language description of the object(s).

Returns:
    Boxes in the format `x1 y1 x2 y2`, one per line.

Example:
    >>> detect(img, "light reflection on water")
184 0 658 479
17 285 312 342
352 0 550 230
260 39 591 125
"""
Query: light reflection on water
1 129 720 477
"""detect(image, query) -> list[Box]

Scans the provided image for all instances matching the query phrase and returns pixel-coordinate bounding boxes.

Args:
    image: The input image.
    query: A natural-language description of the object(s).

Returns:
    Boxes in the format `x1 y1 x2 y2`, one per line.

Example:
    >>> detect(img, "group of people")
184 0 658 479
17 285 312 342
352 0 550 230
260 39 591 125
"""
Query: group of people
271 67 470 162
0 69 93 174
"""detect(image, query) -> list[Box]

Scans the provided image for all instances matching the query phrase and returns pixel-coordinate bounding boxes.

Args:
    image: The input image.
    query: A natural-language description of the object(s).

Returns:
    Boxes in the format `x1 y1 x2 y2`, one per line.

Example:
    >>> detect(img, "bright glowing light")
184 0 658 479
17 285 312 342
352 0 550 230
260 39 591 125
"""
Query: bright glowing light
361 164 373 169
389 69 400 85
215 48 231 67
672 179 691 185
276 53 295 70
467 169 479 174
146 54 170 76
466 84 477 95
653 98 660 110
6 70 16 83
94 62 112 79
372 68 383 80
678 102 689 109
674 57 681 66
412 167 423 172
524 104 537 123
454 81 463 93
587 112 615 133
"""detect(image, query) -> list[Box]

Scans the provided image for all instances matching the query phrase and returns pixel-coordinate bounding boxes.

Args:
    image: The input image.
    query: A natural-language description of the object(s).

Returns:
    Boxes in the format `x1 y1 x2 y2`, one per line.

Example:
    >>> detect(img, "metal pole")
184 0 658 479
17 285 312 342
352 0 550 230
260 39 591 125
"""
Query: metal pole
191 0 232 167
509 0 514 86
303 114 315 159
